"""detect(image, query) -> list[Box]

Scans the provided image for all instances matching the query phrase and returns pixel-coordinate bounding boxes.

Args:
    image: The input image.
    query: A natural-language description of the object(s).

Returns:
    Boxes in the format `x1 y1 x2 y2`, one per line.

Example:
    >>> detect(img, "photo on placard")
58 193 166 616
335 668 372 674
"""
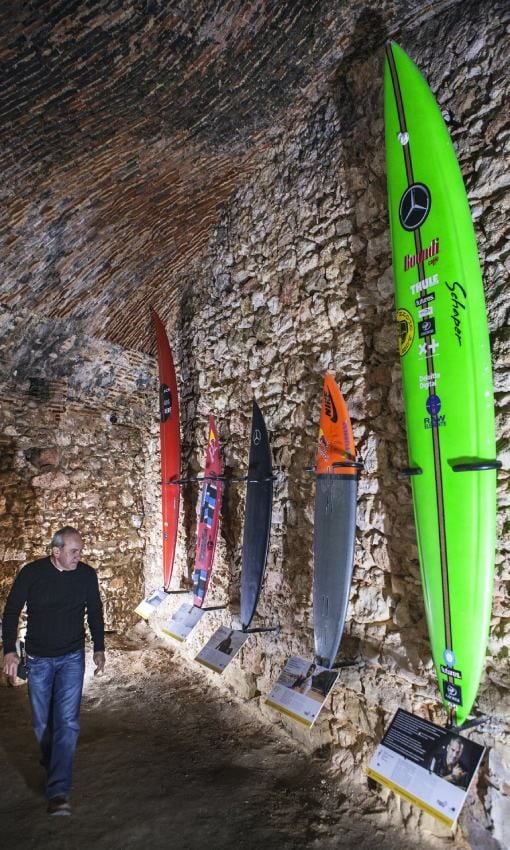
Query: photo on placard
422 731 481 790
266 656 339 727
195 625 250 673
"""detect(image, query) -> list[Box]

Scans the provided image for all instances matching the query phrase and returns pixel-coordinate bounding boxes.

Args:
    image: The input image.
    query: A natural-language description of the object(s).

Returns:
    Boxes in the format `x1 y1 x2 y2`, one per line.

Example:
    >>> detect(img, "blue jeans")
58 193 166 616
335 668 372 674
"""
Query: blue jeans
27 650 85 799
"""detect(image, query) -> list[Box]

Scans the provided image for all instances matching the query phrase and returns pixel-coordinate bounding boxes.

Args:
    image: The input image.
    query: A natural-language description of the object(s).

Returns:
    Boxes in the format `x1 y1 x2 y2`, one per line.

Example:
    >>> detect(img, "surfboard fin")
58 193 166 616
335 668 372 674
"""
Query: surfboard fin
451 460 501 473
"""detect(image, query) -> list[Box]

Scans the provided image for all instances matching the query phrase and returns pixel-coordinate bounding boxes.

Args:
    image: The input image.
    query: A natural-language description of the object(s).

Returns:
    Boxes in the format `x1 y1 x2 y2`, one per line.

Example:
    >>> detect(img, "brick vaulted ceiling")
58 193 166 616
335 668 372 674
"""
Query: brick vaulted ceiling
1 0 450 350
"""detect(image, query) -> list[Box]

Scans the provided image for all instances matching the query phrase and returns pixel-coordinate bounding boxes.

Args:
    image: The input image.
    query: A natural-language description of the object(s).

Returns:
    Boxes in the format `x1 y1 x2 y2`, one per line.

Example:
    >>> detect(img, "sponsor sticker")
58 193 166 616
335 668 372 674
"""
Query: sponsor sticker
424 414 446 429
418 306 433 319
419 340 439 359
397 308 414 356
443 649 456 666
404 237 439 271
410 273 439 296
426 394 441 416
420 372 440 390
399 183 431 232
324 388 338 423
443 680 463 707
440 665 462 680
418 317 436 338
415 292 436 307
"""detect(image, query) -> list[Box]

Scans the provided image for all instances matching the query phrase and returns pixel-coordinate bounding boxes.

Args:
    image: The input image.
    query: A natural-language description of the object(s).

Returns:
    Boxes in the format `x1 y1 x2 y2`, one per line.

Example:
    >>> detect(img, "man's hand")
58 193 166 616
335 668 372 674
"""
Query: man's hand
3 652 20 678
93 651 105 676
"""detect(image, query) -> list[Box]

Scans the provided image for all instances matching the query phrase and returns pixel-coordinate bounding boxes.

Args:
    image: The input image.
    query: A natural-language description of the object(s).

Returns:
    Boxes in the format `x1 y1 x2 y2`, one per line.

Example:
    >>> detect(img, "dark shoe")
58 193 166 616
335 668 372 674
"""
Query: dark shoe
47 796 71 816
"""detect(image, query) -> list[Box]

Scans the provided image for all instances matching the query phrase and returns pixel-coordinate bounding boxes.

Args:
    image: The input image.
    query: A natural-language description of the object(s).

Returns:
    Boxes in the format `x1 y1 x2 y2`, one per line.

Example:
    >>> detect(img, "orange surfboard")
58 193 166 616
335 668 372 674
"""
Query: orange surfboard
313 374 360 667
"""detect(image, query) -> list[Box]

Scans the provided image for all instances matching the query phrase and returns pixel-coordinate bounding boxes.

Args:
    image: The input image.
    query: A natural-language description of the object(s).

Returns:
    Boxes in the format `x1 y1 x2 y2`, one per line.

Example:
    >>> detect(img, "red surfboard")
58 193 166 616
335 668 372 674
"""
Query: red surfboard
192 416 223 607
151 309 181 590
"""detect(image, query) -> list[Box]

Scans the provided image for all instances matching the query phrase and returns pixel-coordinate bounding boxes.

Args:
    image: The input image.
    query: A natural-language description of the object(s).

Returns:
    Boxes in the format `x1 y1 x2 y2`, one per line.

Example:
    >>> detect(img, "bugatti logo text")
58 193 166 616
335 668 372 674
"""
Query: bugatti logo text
404 238 439 271
446 279 467 346
410 273 438 295
399 183 431 231
324 389 338 423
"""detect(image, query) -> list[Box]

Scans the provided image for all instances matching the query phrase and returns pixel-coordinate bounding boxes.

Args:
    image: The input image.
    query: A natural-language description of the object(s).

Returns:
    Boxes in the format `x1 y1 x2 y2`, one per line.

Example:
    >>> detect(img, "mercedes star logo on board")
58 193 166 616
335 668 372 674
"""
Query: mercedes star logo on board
399 183 431 231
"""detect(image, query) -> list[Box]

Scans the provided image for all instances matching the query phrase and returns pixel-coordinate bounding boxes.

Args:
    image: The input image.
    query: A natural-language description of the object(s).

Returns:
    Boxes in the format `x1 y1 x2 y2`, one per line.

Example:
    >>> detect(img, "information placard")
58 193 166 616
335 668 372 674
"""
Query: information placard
195 626 250 673
266 656 339 728
367 708 485 828
135 588 168 620
162 603 204 641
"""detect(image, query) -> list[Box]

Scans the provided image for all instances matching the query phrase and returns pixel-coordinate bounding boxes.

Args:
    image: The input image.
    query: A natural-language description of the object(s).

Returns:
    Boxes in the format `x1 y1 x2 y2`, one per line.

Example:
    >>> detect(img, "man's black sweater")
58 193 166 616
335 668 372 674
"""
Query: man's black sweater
2 557 105 657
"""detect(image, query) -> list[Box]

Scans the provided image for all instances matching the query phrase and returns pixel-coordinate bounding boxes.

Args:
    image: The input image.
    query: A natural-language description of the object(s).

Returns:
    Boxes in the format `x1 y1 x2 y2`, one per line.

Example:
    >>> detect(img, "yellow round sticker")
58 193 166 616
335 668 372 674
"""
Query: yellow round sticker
397 308 414 356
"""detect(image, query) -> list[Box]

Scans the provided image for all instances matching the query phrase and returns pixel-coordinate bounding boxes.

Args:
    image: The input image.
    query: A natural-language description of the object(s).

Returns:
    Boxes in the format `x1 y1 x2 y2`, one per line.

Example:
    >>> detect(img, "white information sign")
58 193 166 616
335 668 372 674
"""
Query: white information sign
135 588 167 620
195 625 250 673
162 603 205 641
266 656 339 728
367 708 485 828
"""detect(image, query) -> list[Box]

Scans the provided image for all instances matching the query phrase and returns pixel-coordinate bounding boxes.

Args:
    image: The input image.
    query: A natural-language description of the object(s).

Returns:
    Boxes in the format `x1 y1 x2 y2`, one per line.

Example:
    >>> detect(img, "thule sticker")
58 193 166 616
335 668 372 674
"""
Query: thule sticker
410 273 439 295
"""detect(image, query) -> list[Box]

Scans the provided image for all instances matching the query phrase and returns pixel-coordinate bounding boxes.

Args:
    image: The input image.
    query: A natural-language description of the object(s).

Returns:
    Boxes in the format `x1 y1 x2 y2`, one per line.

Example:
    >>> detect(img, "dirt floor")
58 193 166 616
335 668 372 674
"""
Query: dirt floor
0 630 464 850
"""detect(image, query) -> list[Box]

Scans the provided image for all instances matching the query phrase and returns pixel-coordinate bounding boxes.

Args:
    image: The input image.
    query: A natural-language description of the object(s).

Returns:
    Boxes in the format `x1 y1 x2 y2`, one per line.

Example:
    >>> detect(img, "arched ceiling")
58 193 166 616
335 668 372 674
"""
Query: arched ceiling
0 0 452 350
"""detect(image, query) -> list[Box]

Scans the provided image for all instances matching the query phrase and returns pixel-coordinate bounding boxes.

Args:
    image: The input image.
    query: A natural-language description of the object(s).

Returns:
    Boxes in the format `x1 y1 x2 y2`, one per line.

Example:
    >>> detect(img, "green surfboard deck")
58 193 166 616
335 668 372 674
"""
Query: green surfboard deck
384 42 498 726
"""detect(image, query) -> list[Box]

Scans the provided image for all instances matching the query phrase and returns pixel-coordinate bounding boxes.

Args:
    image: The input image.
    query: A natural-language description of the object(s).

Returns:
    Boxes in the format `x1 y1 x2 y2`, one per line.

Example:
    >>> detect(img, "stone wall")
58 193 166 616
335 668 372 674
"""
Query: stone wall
0 0 508 847
0 304 159 630
145 2 509 846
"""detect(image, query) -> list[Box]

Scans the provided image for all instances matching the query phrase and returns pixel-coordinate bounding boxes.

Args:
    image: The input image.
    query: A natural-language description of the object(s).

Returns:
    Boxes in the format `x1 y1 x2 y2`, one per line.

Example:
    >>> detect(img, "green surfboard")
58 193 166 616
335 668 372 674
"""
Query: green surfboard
384 42 499 726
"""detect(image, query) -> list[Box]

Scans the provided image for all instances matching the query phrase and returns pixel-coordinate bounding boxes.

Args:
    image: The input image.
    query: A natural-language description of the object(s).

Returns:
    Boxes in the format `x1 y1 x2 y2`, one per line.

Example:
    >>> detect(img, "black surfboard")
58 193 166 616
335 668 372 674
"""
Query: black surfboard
240 400 273 630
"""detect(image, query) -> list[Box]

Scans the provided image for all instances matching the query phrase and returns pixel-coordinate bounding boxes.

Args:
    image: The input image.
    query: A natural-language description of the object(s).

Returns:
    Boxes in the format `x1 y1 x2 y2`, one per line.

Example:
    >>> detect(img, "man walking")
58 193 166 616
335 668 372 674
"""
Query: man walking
2 526 105 815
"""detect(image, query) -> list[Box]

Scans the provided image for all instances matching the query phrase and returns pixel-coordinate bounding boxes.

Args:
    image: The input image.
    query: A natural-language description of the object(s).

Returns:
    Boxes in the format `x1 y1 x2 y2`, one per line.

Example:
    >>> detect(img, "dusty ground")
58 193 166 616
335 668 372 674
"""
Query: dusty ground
0 631 463 850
